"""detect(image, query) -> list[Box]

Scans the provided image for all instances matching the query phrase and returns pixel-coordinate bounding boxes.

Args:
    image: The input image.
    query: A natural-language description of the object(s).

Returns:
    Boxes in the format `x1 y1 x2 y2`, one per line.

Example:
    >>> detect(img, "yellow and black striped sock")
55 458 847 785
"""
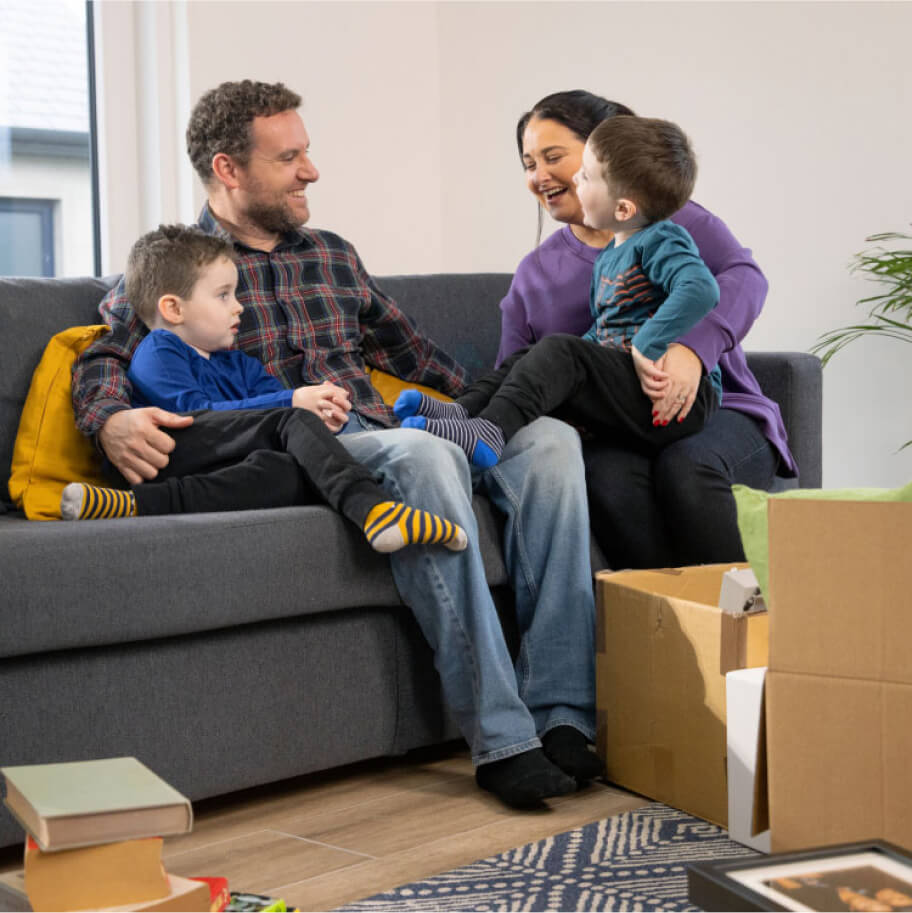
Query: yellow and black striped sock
60 483 136 520
363 501 467 554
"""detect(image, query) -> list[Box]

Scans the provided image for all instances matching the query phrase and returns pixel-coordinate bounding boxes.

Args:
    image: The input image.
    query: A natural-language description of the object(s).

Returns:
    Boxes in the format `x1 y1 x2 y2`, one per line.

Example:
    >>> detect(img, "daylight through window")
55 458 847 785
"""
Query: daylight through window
0 0 97 278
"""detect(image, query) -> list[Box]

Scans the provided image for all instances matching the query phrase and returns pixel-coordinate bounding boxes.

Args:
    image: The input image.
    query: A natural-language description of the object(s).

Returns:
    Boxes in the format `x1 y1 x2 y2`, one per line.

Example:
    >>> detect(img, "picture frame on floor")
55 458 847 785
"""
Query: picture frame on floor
687 839 912 912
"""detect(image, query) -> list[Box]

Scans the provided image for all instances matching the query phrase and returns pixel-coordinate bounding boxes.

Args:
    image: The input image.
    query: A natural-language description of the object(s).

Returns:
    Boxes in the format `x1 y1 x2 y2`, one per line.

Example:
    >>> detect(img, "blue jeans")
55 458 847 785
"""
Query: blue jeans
337 416 595 765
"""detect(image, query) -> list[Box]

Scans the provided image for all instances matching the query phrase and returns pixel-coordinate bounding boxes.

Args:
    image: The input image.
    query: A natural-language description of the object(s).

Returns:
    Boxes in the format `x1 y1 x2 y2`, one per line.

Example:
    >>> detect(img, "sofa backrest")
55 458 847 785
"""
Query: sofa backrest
0 270 821 506
376 273 511 382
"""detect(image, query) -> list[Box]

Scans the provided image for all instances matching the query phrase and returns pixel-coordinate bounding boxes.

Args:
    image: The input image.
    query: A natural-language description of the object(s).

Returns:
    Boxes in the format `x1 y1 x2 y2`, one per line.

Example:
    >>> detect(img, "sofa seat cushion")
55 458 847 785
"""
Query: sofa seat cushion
0 495 508 659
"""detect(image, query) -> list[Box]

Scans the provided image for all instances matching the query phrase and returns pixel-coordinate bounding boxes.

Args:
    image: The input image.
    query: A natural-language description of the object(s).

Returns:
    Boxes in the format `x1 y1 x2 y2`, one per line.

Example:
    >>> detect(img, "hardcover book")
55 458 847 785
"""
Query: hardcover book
1 757 192 852
24 835 169 911
0 869 211 912
102 874 211 912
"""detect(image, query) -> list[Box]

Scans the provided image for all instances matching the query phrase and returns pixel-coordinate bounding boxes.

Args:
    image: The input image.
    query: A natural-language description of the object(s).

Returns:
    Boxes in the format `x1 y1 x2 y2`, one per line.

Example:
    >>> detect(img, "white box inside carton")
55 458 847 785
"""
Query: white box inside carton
726 667 770 853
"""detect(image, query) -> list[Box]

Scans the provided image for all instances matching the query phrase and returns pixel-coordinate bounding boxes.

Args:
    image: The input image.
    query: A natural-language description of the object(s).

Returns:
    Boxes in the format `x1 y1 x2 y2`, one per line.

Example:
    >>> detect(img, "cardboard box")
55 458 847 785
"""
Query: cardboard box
764 499 912 852
723 500 912 852
595 564 769 827
725 667 770 852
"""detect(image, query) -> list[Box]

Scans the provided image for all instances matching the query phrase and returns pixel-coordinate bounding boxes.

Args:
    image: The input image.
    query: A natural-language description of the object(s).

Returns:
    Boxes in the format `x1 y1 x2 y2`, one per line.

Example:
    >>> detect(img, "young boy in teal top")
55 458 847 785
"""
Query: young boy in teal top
61 225 467 555
581 220 723 404
395 116 721 467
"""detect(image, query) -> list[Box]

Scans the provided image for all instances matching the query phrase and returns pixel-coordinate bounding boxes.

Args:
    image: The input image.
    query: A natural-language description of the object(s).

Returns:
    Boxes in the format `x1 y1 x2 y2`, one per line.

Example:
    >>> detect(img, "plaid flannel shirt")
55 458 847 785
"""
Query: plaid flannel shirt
72 205 469 436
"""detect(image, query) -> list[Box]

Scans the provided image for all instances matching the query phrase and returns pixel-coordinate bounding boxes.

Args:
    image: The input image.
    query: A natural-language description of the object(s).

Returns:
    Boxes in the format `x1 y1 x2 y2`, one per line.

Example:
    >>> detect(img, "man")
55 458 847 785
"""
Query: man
73 80 602 807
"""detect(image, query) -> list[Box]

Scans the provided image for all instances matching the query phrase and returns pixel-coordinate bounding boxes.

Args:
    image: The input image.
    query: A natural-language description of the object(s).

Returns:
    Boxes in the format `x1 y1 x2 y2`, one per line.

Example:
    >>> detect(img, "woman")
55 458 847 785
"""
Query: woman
501 91 796 568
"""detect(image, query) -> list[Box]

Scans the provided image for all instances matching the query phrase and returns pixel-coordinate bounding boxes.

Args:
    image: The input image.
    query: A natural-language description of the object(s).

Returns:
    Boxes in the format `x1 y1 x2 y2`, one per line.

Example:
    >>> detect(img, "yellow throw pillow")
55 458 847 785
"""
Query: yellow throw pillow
367 367 454 407
9 325 112 520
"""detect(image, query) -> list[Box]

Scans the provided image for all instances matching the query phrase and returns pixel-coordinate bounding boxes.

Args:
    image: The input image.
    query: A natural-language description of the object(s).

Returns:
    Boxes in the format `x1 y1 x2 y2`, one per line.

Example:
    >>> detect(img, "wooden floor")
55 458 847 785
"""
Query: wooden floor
0 744 647 911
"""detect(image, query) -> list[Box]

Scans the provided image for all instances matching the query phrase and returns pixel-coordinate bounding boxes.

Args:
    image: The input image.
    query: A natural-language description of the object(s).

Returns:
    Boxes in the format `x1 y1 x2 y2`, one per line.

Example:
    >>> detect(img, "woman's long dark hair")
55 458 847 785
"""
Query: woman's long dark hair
517 91 636 244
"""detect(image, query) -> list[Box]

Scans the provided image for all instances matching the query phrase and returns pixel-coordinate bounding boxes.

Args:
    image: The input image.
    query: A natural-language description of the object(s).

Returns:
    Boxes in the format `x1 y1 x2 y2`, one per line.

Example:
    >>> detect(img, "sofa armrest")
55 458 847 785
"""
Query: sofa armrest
745 351 823 488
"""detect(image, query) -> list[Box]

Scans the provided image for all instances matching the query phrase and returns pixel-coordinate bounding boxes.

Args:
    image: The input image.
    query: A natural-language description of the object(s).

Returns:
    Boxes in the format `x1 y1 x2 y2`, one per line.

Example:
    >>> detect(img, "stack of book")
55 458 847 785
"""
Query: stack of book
0 757 222 912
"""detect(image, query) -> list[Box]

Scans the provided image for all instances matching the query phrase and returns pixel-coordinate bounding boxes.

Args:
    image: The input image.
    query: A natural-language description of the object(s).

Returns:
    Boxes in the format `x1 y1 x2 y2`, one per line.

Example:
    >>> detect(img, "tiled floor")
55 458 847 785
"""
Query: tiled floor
0 744 647 911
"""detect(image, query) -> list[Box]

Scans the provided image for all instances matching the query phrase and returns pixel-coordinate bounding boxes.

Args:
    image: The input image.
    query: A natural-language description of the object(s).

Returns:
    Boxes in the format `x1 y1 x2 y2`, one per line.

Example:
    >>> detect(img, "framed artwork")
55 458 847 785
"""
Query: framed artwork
688 840 912 912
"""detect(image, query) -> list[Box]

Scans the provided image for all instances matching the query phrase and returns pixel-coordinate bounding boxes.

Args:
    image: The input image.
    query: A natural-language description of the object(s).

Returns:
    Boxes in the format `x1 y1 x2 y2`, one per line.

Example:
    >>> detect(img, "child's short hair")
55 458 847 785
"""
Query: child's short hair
588 116 696 223
125 224 236 327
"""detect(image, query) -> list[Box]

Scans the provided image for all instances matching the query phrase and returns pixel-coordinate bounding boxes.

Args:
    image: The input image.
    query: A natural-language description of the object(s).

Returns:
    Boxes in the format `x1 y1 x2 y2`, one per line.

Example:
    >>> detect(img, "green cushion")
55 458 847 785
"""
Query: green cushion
733 480 912 597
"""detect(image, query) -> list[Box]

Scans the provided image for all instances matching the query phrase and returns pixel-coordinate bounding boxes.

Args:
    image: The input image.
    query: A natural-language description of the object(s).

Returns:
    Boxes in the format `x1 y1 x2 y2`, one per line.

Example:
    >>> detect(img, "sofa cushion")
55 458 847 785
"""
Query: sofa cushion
9 325 112 520
0 495 507 660
376 274 511 381
0 276 118 505
367 367 453 406
745 351 823 488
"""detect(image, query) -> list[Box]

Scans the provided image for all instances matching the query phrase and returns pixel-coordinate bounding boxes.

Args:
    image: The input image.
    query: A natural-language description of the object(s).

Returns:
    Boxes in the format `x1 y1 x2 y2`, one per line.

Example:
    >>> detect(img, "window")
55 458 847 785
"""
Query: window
0 0 99 277
0 198 56 276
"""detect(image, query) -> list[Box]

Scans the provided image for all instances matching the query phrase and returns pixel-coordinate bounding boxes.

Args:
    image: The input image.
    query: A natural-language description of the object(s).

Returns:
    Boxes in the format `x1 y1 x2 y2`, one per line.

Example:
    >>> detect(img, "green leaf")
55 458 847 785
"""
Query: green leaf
813 228 912 448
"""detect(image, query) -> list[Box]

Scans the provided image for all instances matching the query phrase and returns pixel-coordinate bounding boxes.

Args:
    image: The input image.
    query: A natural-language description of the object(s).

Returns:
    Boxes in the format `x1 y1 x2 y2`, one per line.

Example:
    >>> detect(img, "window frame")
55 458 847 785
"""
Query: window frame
0 197 56 277
86 0 102 277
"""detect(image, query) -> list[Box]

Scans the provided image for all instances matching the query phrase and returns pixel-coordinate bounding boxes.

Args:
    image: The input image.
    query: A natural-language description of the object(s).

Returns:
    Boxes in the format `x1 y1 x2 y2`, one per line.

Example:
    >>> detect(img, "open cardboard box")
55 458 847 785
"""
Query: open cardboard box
595 563 768 827
749 499 912 852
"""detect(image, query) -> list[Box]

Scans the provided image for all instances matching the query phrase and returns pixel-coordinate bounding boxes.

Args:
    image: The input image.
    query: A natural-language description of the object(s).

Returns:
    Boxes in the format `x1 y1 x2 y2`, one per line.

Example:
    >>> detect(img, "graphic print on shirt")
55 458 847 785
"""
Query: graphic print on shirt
593 265 658 350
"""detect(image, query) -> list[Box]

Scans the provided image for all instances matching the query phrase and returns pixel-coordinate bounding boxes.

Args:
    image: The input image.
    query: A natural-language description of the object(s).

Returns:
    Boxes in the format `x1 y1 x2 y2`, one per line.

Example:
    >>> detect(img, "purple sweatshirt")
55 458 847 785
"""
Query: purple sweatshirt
497 200 796 475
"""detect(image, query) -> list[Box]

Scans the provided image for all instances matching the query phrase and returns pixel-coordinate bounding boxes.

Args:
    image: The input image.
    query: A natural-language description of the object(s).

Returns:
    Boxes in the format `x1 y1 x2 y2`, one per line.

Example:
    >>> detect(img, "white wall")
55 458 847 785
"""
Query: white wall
184 1 445 273
98 0 912 488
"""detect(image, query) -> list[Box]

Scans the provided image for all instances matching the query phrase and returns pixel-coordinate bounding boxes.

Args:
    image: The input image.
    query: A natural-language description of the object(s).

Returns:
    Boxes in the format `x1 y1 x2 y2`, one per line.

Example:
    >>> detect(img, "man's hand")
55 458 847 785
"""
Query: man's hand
98 408 194 484
292 382 352 432
650 343 703 425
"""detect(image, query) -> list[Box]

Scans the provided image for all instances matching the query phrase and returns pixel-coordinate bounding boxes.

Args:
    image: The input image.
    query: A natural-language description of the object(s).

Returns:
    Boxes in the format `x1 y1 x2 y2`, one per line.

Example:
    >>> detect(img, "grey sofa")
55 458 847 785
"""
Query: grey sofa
0 271 822 849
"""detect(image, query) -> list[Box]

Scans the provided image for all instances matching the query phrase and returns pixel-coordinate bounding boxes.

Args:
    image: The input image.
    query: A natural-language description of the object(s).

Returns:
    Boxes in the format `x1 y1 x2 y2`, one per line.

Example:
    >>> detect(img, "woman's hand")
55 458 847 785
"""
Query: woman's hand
651 343 703 425
292 382 352 432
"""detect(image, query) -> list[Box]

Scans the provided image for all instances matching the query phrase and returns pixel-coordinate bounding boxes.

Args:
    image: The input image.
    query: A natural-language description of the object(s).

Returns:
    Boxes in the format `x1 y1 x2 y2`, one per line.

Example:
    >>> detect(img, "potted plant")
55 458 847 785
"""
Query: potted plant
813 229 912 449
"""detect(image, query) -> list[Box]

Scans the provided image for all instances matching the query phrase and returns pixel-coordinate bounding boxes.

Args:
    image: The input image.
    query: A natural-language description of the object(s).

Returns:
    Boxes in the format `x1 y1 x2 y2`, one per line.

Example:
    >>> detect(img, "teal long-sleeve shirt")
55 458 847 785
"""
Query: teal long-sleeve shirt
583 219 722 399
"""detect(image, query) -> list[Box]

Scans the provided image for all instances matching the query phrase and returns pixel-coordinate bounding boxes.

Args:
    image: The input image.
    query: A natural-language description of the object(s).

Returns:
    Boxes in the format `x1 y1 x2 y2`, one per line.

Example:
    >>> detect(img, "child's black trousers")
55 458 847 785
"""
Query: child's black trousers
459 334 718 452
131 408 384 525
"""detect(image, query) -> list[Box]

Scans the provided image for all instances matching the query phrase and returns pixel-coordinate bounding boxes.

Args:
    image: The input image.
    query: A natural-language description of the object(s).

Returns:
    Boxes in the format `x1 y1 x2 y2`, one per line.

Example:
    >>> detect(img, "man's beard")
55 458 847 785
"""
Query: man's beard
246 195 303 236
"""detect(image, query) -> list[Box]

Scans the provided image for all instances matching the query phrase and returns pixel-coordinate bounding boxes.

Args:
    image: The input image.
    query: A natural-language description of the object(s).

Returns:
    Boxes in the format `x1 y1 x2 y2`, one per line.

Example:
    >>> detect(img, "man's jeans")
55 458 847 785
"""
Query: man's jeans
338 416 596 766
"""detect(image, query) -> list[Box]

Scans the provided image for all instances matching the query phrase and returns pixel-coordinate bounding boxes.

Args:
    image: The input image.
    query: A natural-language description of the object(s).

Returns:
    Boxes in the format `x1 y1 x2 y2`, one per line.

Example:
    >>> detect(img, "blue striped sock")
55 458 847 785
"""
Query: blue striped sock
401 415 504 468
394 390 468 421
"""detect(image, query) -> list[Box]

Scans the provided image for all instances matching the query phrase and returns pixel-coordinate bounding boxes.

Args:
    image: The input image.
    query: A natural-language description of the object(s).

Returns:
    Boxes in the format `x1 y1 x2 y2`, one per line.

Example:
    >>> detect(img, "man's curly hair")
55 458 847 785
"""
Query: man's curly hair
186 80 302 184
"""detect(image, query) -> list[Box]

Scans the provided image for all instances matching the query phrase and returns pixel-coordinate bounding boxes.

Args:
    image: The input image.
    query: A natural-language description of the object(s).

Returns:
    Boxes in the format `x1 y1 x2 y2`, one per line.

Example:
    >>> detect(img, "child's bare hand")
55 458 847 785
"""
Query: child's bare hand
631 345 668 403
292 383 351 431
650 343 702 425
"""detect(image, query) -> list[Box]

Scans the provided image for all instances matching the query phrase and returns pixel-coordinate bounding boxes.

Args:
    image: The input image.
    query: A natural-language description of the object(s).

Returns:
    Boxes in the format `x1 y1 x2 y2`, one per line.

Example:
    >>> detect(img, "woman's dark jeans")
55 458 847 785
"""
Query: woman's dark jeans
583 407 778 568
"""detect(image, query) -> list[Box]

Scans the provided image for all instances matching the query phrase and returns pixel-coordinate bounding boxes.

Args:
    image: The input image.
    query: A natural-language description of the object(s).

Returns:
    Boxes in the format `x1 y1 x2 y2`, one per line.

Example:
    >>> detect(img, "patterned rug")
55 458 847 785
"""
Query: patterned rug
335 803 758 912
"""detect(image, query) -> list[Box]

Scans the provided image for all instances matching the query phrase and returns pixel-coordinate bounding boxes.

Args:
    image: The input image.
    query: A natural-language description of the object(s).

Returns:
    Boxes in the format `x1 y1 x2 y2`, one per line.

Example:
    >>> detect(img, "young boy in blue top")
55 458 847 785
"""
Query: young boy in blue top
395 116 721 467
61 225 467 555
